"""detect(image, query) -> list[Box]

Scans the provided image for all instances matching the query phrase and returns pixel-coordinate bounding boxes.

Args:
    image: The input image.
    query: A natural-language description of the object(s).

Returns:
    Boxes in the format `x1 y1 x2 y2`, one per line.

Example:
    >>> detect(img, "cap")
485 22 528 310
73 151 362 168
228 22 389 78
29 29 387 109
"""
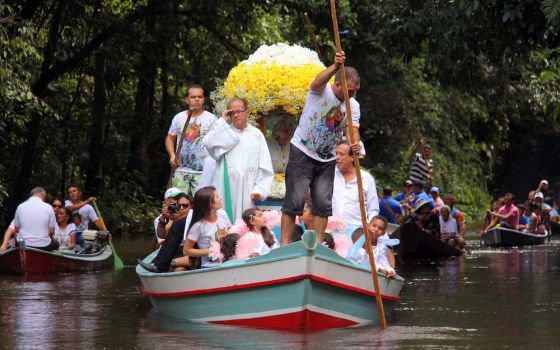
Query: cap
164 187 185 199
430 186 439 193
540 180 549 185
534 192 544 199
413 198 431 213
404 180 413 186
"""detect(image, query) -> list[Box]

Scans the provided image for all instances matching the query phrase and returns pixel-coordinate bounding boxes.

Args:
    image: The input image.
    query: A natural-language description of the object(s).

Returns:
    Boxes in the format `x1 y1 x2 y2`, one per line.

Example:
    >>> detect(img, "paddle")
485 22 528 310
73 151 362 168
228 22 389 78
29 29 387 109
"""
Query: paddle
167 108 194 188
329 0 387 329
304 13 325 63
92 201 124 270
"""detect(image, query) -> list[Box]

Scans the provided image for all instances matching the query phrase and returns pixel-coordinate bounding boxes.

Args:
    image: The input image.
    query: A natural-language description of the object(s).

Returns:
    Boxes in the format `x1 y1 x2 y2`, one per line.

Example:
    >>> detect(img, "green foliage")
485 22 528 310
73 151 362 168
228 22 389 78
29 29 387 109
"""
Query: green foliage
542 0 560 23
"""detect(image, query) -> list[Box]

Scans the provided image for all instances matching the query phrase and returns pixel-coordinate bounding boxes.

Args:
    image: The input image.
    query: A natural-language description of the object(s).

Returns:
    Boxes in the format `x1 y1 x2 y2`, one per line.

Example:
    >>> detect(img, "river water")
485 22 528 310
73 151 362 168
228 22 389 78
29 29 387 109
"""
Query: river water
1 233 560 349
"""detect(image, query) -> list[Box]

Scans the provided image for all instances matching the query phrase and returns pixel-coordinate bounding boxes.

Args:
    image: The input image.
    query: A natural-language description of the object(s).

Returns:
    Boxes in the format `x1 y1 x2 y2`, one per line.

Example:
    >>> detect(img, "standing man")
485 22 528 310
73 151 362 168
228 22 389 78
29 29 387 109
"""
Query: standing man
280 51 361 245
203 98 274 222
65 185 103 245
410 143 433 187
166 84 217 195
332 141 379 234
1 187 58 252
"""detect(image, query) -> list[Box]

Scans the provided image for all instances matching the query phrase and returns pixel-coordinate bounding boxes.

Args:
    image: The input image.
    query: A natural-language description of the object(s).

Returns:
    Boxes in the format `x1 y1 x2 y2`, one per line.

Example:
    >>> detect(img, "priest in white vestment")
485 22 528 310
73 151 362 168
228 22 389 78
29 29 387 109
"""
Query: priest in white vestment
203 98 274 222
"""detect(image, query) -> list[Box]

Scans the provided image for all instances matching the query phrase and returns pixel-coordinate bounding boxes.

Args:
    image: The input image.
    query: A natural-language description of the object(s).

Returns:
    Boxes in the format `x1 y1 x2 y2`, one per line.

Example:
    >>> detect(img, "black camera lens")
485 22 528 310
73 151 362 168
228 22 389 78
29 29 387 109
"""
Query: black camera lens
167 203 179 213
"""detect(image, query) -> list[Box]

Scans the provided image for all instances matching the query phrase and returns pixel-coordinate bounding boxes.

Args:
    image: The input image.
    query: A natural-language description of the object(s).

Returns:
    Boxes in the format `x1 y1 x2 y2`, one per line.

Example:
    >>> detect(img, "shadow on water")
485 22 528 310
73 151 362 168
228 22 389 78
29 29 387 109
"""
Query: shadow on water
2 235 560 348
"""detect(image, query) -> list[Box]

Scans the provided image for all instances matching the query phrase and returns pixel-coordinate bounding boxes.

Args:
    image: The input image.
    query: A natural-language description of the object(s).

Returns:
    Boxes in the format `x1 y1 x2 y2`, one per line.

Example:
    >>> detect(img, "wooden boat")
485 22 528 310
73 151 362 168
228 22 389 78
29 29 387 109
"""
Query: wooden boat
391 222 462 259
481 227 548 247
137 231 404 329
550 221 560 235
0 232 113 275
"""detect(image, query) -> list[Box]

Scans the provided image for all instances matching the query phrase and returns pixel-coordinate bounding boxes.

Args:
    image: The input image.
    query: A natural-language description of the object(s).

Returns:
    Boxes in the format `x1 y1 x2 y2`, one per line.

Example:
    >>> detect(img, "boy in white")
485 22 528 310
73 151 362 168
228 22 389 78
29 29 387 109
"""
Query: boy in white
281 51 362 246
166 85 217 195
348 216 397 278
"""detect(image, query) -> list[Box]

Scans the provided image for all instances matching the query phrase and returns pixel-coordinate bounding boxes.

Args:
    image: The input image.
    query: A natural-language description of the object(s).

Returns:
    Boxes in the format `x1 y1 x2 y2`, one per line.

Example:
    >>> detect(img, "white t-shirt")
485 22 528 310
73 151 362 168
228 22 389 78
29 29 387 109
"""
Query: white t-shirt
168 110 217 172
332 167 379 227
242 231 280 257
14 196 56 248
186 210 231 267
439 216 458 237
55 223 77 247
291 84 360 162
64 200 99 232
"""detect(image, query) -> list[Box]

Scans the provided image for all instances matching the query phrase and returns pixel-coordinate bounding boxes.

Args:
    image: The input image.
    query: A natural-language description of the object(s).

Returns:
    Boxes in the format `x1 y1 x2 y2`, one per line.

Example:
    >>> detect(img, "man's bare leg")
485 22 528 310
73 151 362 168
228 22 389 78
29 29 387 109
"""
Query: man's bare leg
313 216 328 243
281 212 296 246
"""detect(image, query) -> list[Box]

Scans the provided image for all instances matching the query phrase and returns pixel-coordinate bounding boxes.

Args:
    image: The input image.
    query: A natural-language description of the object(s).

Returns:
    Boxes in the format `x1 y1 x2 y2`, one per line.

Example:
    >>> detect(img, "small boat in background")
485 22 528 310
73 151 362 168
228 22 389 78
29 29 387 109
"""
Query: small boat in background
550 221 560 236
0 231 113 275
391 222 462 259
481 227 548 247
137 231 404 329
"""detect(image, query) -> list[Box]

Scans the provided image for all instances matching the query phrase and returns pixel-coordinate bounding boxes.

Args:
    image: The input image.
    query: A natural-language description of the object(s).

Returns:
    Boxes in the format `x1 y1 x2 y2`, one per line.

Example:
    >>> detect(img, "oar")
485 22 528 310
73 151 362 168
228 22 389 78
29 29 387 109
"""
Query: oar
304 13 325 63
329 0 387 329
92 201 124 270
167 108 193 188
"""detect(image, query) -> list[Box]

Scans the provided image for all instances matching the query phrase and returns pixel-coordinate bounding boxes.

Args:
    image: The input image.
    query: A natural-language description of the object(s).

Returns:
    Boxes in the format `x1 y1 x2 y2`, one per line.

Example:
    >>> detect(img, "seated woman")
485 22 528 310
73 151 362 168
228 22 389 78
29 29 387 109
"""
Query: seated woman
439 205 464 250
183 187 231 268
51 198 64 216
235 208 279 259
55 207 78 251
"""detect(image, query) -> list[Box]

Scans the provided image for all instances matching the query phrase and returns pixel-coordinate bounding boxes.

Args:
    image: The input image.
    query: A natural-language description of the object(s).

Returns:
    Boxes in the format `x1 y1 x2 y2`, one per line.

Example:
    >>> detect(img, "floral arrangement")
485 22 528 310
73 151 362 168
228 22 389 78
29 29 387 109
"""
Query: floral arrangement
211 43 328 121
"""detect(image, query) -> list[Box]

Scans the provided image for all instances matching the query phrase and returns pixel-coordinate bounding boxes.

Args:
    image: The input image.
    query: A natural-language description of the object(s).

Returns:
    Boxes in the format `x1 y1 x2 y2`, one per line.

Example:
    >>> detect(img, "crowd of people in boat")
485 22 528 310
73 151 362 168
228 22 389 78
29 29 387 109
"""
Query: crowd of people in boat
482 180 559 235
1 185 104 253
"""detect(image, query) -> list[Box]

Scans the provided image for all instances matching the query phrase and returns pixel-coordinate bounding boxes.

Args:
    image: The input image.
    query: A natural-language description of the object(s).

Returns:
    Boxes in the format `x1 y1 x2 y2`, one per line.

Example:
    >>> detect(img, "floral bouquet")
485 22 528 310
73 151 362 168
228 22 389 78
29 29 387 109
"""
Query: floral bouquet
211 43 327 122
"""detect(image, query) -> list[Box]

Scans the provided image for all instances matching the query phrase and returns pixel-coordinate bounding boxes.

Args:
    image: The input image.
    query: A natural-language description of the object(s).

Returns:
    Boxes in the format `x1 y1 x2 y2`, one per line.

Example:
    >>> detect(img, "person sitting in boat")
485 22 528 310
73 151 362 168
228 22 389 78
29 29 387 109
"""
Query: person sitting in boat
51 198 64 216
65 185 103 246
54 207 78 251
220 233 240 262
1 187 58 252
267 119 293 174
530 203 548 235
347 216 397 278
183 186 232 268
153 187 191 245
443 193 466 237
430 187 444 209
0 220 17 253
394 179 413 203
137 193 194 273
378 186 403 224
439 205 464 250
332 141 379 235
516 203 530 231
486 193 520 231
410 181 434 208
234 208 279 259
406 198 440 237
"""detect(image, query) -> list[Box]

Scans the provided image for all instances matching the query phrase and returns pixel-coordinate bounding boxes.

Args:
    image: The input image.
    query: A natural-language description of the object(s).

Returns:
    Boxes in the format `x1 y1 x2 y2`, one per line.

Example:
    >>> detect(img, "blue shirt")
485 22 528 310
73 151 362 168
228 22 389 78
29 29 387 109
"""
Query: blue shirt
379 196 403 224
519 215 529 226
394 192 406 202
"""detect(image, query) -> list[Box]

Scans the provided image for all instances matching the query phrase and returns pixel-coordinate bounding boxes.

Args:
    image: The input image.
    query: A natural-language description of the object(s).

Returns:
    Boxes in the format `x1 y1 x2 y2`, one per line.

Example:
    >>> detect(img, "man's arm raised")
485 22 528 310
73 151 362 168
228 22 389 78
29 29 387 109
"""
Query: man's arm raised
310 51 345 92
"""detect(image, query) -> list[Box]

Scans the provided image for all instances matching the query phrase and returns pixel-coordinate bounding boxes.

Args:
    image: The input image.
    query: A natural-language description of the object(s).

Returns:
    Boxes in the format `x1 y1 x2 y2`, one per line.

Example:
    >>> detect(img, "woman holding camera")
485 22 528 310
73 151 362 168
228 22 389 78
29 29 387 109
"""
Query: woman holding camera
153 187 193 244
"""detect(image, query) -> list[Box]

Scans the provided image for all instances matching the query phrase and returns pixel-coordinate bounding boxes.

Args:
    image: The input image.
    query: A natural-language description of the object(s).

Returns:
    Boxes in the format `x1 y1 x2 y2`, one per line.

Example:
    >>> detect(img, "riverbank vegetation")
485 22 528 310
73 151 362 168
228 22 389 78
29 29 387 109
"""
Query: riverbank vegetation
1 1 559 235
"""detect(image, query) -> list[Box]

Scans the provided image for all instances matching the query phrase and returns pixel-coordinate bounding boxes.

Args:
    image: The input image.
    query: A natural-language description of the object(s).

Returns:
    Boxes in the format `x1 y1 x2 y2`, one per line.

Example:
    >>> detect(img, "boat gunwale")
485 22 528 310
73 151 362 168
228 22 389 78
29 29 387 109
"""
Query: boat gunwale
0 244 112 261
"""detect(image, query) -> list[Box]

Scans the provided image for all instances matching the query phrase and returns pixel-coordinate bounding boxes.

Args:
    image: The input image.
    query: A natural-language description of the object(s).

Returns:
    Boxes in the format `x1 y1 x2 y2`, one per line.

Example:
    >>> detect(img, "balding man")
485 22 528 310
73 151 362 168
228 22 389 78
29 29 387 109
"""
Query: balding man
1 187 58 252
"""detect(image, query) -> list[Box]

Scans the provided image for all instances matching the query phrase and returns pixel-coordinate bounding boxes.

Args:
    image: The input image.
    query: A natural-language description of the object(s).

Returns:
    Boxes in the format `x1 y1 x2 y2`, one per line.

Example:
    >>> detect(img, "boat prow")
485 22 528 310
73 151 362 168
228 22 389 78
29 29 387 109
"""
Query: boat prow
137 231 404 329
392 222 462 259
481 227 548 247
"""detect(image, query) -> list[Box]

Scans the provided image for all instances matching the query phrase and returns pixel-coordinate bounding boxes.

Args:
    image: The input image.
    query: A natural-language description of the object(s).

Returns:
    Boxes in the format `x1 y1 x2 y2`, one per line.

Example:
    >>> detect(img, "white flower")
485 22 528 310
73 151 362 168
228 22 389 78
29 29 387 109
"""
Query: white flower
244 43 322 67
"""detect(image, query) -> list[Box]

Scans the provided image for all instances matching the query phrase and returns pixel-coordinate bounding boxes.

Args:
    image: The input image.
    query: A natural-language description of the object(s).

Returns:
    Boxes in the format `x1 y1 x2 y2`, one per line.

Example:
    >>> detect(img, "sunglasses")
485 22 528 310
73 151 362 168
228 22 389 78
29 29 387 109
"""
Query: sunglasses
52 204 62 208
178 203 190 209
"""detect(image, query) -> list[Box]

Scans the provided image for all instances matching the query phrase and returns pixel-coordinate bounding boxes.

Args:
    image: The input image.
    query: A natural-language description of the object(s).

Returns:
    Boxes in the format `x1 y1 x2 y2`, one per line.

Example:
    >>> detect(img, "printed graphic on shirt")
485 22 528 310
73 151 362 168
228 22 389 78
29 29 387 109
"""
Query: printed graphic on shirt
301 103 347 160
180 123 206 171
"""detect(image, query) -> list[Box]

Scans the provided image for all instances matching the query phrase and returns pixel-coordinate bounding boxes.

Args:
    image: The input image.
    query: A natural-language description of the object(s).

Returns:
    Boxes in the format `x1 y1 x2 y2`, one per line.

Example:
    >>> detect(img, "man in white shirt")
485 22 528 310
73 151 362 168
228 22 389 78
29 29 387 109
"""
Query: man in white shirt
332 141 379 235
280 51 361 245
166 84 217 195
203 98 274 222
65 185 103 245
3 187 58 251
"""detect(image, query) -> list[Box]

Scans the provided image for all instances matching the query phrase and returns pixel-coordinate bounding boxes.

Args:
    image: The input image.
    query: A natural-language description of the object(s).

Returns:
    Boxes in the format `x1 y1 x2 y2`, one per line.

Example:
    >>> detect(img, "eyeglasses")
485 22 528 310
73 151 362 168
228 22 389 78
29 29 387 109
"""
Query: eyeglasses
178 203 190 209
52 205 62 208
228 109 247 116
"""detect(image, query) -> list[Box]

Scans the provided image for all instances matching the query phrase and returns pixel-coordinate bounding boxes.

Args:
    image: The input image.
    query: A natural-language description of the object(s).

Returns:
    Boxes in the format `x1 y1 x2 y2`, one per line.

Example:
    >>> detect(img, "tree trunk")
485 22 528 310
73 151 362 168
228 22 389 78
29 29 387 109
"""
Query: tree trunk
127 10 157 189
85 50 107 195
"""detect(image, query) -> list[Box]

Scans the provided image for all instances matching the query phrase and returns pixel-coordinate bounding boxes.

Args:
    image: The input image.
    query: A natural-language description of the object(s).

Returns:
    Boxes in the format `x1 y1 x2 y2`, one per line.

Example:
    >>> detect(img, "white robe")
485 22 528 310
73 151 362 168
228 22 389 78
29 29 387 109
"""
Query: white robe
203 118 274 221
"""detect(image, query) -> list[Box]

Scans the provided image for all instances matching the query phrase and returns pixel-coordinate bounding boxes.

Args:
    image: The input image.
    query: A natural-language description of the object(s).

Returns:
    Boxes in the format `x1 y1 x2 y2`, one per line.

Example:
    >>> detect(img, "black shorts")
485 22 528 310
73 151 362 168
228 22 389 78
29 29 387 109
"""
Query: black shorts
281 144 335 218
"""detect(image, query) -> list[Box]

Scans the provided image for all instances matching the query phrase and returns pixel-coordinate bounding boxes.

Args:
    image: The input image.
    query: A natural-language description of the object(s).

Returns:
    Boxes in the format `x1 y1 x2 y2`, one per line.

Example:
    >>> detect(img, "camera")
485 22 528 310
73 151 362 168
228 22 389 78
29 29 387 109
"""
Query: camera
167 203 179 214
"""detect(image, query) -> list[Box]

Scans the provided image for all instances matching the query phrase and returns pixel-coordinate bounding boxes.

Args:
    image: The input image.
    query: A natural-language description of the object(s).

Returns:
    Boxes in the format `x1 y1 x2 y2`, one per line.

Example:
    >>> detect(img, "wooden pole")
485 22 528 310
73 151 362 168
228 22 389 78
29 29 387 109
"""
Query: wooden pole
304 13 325 63
329 0 388 329
167 108 193 188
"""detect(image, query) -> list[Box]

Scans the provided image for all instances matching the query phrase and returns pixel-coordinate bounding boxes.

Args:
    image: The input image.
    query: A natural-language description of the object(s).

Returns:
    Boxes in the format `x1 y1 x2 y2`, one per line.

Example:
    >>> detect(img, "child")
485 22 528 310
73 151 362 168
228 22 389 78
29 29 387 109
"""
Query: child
220 233 240 262
348 216 397 278
183 187 231 268
236 208 279 259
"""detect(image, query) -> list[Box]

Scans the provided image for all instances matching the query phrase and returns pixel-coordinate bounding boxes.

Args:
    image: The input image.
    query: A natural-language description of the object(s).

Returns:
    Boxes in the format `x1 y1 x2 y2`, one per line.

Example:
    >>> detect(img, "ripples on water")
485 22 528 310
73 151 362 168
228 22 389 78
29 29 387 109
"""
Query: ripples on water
2 236 560 349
